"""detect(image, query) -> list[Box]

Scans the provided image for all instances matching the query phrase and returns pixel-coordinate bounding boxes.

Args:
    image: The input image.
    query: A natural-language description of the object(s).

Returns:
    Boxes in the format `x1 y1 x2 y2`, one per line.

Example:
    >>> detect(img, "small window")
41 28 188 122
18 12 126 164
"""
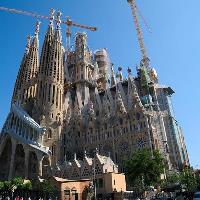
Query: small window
48 129 52 139
51 146 55 156
114 179 115 185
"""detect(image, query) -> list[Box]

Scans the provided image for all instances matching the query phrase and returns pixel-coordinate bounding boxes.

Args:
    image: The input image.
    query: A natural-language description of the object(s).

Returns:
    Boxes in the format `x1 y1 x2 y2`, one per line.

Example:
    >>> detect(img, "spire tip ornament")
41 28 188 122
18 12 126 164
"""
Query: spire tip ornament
25 35 31 53
56 11 62 29
49 8 55 25
34 20 41 36
127 67 132 74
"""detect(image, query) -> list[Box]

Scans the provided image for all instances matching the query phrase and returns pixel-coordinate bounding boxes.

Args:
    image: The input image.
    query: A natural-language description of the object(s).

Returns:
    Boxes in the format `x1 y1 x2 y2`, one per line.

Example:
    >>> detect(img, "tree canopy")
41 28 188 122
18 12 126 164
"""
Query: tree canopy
125 149 165 188
0 177 32 191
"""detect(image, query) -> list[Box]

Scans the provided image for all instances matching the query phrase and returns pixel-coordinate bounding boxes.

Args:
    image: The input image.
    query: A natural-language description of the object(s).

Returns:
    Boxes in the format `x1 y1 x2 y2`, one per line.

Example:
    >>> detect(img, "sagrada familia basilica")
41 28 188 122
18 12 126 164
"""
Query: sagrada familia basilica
0 9 189 181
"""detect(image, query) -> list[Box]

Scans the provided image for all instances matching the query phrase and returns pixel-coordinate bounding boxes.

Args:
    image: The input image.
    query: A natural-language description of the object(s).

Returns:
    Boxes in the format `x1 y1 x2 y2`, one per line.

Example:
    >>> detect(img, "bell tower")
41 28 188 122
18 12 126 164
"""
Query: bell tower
34 11 64 166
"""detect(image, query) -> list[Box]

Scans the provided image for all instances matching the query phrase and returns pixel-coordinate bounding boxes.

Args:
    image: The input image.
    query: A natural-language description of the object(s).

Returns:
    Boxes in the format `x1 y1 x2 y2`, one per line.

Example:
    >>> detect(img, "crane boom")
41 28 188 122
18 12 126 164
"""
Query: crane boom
127 0 148 61
71 22 97 31
0 6 97 52
0 6 49 20
0 6 97 31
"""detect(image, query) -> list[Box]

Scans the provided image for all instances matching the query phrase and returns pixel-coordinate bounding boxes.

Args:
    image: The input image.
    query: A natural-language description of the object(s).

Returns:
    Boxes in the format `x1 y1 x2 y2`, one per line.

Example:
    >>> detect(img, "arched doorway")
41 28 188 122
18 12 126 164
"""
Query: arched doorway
28 151 38 179
42 156 51 178
0 136 12 180
13 144 25 178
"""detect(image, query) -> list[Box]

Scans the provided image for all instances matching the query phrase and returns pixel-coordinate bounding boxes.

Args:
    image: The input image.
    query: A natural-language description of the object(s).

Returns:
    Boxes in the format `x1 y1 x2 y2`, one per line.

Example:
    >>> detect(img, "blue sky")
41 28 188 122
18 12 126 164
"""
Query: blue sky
0 0 199 167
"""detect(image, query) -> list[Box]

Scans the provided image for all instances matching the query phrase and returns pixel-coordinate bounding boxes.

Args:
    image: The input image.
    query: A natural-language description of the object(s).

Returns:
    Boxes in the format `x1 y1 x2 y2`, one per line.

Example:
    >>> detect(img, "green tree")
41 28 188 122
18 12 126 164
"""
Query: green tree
41 180 57 194
125 149 165 188
3 181 12 190
11 177 24 188
161 171 181 187
21 181 32 190
0 181 4 190
196 176 200 190
181 168 197 192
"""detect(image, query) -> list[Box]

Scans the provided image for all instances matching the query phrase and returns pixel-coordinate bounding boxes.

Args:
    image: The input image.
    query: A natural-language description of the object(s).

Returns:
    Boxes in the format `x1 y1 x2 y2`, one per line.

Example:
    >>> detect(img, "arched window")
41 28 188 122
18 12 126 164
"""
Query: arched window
51 145 55 156
48 129 52 139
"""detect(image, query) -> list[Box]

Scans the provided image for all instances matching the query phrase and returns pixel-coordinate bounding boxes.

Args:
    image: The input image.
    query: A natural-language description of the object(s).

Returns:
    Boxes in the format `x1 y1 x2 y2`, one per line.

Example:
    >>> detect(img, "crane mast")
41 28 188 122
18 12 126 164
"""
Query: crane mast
127 0 149 65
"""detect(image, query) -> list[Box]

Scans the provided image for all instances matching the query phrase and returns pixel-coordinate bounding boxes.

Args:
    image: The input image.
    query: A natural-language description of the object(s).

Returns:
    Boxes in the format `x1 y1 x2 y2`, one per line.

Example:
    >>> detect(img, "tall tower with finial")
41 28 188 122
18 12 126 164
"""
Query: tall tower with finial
12 35 31 104
34 11 64 166
73 32 93 108
12 21 40 115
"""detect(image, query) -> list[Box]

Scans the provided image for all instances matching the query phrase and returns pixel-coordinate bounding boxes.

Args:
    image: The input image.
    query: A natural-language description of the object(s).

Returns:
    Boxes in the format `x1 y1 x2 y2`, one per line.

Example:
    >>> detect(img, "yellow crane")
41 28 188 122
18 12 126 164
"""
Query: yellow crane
127 0 150 66
0 6 97 51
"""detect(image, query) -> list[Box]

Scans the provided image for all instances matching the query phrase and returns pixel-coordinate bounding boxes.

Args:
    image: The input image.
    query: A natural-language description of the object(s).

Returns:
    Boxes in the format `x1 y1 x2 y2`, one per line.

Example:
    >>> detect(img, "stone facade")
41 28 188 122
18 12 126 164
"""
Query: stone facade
0 10 189 180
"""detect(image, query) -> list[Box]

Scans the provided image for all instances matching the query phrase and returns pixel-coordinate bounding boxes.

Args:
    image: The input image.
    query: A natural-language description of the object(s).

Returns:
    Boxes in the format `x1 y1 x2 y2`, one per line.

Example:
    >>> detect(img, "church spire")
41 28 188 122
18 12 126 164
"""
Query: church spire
38 9 55 77
127 67 144 110
12 21 40 105
25 35 31 54
12 35 32 104
23 21 40 84
34 11 64 166
55 11 62 42
115 83 127 115
31 20 40 48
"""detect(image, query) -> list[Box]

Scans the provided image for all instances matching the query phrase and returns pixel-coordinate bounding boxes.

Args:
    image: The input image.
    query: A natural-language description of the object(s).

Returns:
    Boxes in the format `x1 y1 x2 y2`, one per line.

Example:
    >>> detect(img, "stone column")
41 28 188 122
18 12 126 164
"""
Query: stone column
24 147 29 179
37 153 43 177
8 139 17 180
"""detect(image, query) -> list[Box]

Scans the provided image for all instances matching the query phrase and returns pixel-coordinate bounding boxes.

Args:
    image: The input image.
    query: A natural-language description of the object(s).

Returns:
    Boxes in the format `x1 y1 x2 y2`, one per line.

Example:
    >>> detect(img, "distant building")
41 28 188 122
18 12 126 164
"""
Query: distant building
46 152 126 200
0 11 189 181
155 85 189 168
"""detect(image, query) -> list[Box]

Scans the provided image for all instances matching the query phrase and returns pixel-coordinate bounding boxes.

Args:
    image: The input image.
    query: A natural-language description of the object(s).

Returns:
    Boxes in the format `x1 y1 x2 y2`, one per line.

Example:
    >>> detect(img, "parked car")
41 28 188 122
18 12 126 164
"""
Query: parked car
193 192 200 200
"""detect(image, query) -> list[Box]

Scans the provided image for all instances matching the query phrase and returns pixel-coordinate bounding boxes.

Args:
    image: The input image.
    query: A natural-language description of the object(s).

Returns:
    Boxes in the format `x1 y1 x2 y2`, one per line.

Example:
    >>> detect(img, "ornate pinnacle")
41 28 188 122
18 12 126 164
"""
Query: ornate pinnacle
127 0 133 3
25 35 31 53
49 8 55 25
118 66 122 71
111 65 115 74
84 150 87 158
127 67 131 74
34 20 41 36
74 152 77 160
95 148 99 155
56 11 62 29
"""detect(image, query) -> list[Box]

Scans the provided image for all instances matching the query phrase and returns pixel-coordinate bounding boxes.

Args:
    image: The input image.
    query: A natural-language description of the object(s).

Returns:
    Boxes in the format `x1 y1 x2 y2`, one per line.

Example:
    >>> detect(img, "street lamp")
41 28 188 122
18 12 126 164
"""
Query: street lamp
92 148 98 200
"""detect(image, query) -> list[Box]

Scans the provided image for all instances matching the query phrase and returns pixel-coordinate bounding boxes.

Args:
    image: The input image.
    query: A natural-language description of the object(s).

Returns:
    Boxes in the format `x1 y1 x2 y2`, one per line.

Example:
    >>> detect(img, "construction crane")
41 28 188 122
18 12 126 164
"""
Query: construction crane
0 6 97 51
127 0 150 66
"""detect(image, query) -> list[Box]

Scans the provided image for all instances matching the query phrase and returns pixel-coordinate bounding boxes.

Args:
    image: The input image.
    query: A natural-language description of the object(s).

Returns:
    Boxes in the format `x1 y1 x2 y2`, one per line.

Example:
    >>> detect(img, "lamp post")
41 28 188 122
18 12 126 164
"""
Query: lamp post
92 148 97 200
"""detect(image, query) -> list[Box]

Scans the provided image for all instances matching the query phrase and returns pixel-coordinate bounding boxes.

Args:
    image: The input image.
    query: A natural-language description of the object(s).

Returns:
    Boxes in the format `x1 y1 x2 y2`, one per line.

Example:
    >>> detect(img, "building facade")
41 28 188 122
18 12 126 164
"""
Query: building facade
0 11 189 180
